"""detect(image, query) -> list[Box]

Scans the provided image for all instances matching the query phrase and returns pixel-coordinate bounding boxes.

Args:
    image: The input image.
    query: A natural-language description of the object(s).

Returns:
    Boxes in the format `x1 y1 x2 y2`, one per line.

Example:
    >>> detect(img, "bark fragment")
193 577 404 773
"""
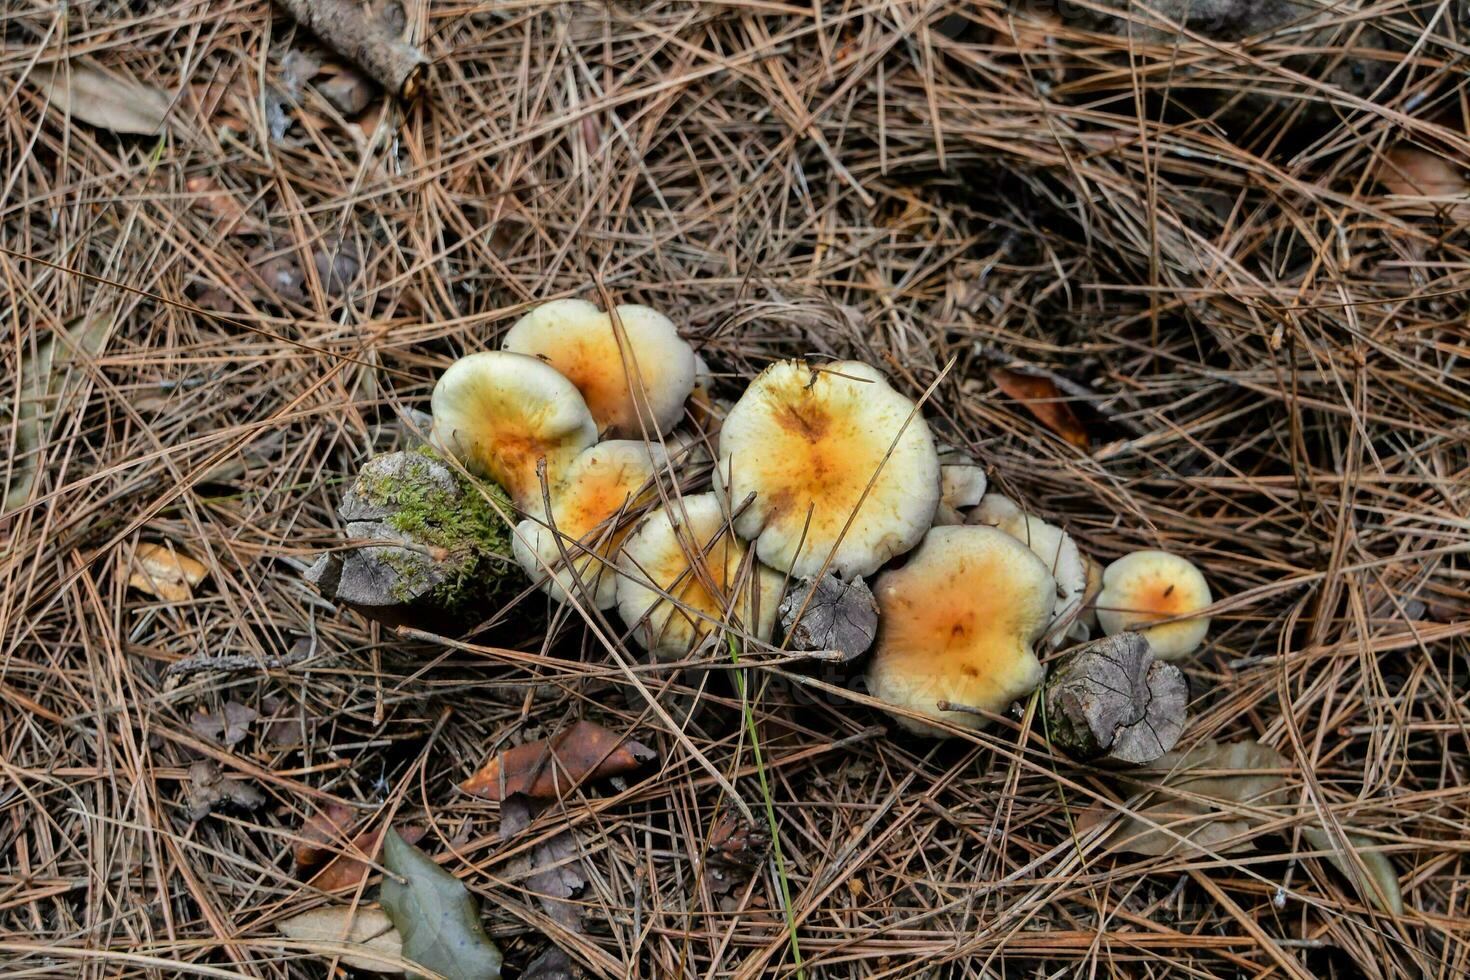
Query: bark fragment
276 0 429 99
778 574 878 662
1043 632 1187 765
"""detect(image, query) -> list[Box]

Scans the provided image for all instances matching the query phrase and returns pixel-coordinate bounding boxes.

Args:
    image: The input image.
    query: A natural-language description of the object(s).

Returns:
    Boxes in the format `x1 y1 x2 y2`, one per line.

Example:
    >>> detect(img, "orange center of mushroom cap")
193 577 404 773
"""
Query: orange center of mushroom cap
551 461 654 551
1118 576 1192 622
876 551 1043 686
746 379 903 533
639 531 754 637
525 330 672 435
461 412 564 503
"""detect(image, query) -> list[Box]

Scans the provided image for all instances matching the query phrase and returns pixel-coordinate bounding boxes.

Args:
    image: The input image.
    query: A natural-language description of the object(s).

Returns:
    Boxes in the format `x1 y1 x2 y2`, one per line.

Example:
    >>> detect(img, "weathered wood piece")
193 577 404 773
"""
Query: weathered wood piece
305 450 521 617
778 574 878 662
1043 632 1187 765
276 0 429 99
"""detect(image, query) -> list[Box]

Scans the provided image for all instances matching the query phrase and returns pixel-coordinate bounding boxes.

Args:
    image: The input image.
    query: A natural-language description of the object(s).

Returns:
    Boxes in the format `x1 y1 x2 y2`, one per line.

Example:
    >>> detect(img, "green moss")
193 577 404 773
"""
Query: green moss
355 447 522 614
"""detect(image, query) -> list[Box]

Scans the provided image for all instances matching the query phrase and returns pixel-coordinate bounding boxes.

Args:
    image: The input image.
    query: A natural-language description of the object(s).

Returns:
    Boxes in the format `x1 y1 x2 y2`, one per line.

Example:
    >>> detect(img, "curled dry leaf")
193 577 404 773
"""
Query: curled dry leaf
189 701 258 746
1082 740 1291 857
310 824 427 893
460 720 656 802
1300 826 1404 916
4 312 114 512
990 368 1089 450
127 542 208 602
1084 739 1403 914
499 797 586 933
295 802 357 867
276 904 405 973
32 60 172 135
186 760 266 821
1378 148 1470 222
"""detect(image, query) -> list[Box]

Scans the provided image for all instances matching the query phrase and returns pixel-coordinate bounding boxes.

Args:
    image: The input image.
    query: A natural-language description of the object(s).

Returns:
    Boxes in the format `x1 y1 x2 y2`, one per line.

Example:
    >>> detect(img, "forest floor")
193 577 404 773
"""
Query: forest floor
2 1 1468 977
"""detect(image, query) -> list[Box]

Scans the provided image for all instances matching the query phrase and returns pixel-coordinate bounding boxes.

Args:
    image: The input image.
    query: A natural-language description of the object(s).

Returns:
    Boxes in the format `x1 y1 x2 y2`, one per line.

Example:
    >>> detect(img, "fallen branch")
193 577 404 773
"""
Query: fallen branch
275 0 429 99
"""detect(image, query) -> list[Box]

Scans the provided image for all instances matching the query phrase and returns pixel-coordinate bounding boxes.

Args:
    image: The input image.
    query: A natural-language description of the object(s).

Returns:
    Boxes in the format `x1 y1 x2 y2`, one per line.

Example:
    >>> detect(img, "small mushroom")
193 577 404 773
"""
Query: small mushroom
865 525 1054 736
513 440 666 609
717 359 940 579
1095 550 1212 660
968 492 1086 644
615 493 784 659
1077 552 1105 634
430 351 597 508
936 445 987 525
687 353 719 432
502 298 697 438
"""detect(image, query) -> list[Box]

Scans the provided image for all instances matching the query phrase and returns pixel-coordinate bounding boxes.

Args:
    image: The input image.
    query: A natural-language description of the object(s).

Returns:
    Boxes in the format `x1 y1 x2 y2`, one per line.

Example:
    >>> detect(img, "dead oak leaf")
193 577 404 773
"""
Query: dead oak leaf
990 368 1089 450
295 802 357 868
276 904 404 973
310 824 427 893
1378 148 1470 222
189 701 258 746
460 720 655 802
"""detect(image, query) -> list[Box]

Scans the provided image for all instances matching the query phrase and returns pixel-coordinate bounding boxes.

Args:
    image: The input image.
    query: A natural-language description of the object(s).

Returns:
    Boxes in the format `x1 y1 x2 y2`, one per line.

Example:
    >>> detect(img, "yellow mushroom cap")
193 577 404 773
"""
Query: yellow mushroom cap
430 351 597 508
1096 550 1212 660
513 441 666 609
717 360 940 579
615 493 784 660
866 525 1053 736
502 298 696 438
968 493 1087 645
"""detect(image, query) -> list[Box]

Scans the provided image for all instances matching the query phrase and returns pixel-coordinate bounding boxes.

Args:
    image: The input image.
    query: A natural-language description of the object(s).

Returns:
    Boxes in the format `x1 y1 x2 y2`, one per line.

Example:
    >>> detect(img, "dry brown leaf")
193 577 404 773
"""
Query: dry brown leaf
498 797 587 933
189 701 257 746
1084 740 1404 914
128 542 208 602
186 760 266 821
310 824 426 892
276 904 405 973
33 60 171 135
1082 741 1292 858
460 720 655 801
991 368 1089 450
295 802 357 868
1378 148 1470 221
4 312 114 512
184 176 253 232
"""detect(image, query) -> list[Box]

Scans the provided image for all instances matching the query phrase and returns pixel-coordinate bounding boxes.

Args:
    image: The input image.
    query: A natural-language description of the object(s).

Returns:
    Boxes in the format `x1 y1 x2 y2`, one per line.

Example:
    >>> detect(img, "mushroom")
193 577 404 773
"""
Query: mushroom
717 359 940 579
968 492 1086 644
865 526 1054 736
662 428 714 467
1095 550 1212 660
512 440 666 609
933 445 987 526
615 492 784 659
1077 552 1105 634
687 353 718 431
430 351 597 508
502 298 696 438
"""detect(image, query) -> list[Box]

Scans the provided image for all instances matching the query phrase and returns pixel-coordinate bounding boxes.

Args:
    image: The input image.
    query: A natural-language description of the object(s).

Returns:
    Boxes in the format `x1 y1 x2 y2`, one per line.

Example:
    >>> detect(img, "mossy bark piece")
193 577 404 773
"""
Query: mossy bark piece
1044 632 1187 765
308 449 521 616
777 574 878 662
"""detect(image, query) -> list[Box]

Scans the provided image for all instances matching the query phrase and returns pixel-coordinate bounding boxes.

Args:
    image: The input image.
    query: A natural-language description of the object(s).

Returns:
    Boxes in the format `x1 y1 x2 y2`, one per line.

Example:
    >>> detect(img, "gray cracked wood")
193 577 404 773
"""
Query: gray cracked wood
1043 632 1187 765
778 574 878 662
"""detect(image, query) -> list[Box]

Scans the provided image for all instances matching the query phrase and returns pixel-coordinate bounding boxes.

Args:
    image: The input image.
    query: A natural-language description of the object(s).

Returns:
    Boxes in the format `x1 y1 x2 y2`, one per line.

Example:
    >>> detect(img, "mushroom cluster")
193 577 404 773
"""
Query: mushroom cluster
424 297 1215 737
